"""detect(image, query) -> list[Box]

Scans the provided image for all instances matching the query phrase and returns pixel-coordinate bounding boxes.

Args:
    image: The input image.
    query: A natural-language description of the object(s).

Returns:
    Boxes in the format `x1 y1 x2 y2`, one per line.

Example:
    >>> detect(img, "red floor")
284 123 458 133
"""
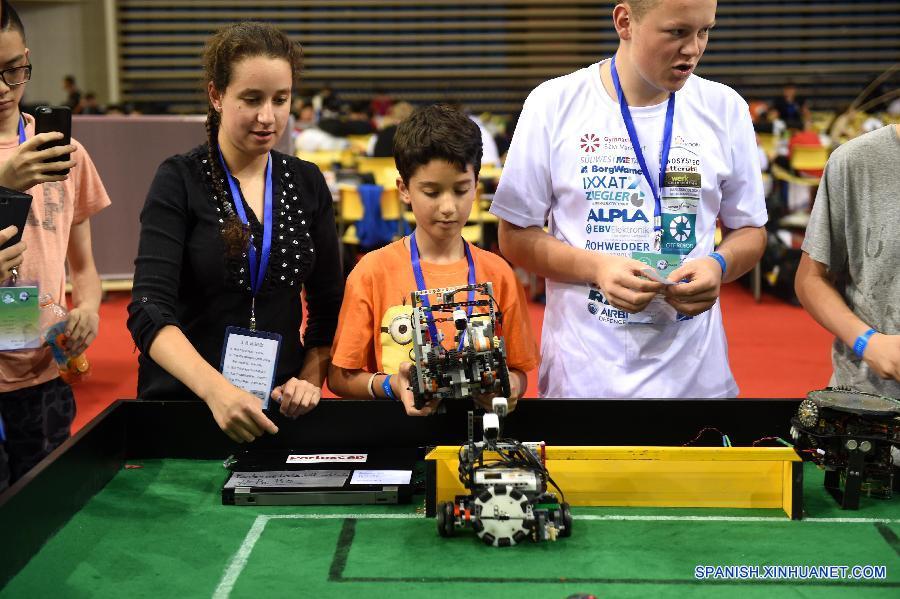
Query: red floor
70 284 834 432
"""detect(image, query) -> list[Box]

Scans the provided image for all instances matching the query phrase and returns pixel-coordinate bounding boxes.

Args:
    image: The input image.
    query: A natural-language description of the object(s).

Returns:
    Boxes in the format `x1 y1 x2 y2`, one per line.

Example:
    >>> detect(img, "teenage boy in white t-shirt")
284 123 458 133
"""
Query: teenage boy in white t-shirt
491 0 767 398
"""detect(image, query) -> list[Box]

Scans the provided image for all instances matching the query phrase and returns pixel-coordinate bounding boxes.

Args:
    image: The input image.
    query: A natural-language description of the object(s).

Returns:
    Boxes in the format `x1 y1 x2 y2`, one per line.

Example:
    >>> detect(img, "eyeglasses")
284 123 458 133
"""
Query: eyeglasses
0 64 31 87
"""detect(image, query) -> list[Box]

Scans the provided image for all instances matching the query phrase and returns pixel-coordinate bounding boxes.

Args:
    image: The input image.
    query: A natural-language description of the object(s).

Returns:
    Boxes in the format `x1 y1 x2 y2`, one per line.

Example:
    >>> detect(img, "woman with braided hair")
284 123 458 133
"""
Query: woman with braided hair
127 22 343 443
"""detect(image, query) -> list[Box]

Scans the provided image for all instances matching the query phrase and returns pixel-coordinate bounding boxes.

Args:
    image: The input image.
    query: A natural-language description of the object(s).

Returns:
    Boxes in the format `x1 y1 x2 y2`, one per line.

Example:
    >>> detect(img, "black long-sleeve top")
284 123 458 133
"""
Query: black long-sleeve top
127 145 344 400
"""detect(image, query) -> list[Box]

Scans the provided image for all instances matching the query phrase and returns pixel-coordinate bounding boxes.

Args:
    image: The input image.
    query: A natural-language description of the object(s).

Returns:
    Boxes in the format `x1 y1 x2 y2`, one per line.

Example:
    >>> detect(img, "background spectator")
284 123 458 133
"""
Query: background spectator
78 92 104 115
369 85 393 118
772 83 809 131
370 101 414 157
62 74 81 111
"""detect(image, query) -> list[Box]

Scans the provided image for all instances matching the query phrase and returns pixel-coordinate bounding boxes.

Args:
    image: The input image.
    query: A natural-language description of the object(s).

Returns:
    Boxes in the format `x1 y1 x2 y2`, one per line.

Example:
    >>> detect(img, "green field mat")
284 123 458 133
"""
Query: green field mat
3 459 898 599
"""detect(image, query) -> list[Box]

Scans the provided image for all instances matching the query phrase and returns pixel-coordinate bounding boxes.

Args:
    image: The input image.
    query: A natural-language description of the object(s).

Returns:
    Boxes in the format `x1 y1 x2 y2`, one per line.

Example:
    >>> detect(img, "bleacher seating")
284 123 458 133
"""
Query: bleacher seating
117 0 900 116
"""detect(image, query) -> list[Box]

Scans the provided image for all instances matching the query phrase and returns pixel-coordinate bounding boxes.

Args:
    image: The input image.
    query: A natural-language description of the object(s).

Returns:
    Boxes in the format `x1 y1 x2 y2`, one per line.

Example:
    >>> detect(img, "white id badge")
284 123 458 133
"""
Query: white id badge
0 285 40 350
220 326 282 409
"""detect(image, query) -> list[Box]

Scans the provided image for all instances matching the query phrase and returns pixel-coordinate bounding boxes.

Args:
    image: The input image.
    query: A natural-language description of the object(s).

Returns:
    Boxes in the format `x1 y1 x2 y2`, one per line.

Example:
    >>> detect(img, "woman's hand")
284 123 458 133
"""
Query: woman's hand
271 377 321 418
206 383 279 443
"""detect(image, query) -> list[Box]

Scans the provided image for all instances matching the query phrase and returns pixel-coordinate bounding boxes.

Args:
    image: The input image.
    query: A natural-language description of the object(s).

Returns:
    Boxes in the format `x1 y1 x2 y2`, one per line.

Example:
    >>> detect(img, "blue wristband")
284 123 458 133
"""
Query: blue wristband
709 252 727 276
382 374 397 400
853 328 877 358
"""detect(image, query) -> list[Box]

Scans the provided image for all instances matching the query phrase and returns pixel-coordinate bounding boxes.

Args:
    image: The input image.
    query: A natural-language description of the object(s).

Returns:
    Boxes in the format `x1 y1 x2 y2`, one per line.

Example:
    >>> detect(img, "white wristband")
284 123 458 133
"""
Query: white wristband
366 372 385 398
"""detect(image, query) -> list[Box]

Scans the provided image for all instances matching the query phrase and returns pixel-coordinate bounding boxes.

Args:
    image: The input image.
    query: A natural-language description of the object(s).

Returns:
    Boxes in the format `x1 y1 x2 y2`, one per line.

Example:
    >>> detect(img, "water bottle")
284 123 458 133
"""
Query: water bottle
38 294 90 384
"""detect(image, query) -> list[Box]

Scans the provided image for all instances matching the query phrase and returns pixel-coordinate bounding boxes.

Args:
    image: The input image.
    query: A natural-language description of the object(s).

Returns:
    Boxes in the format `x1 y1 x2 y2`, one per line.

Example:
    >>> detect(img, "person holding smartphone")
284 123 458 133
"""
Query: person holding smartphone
0 0 111 491
127 22 343 443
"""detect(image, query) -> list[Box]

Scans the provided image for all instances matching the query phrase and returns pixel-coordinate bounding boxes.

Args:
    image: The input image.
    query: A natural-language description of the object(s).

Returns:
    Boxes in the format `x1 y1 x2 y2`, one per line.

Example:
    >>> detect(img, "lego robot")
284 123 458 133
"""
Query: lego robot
435 398 572 546
409 282 511 409
790 388 900 508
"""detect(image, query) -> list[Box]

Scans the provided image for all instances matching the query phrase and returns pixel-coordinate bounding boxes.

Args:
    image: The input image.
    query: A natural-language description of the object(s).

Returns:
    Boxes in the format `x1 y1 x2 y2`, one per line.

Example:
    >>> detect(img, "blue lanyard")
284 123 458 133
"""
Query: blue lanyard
18 115 26 144
610 56 675 252
217 152 274 326
409 233 476 351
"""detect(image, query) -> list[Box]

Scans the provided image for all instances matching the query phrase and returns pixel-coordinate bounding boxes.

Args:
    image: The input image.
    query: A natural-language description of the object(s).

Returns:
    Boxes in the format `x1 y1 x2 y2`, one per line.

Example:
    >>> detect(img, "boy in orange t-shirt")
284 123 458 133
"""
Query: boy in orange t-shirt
329 104 538 415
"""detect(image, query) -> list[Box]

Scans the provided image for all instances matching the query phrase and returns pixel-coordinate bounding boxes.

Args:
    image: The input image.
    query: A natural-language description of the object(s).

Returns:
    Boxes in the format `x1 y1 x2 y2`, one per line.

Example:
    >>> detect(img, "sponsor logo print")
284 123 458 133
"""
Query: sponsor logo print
665 171 701 188
661 213 697 253
663 198 699 212
586 163 643 175
669 215 692 242
585 190 643 202
582 175 641 191
587 207 649 224
673 135 700 148
587 288 628 322
580 133 601 153
584 240 651 252
583 175 645 204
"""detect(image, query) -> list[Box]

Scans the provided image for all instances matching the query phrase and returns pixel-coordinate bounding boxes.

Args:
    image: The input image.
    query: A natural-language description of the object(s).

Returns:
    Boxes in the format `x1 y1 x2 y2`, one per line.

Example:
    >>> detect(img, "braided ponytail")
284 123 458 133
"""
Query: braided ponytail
205 105 248 257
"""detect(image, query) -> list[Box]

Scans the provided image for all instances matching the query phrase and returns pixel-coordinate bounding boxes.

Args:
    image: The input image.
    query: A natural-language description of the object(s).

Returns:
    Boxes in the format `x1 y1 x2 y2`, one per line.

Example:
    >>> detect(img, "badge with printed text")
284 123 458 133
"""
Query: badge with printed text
220 326 282 409
661 213 698 255
628 253 683 325
660 168 701 255
633 251 682 285
0 285 40 351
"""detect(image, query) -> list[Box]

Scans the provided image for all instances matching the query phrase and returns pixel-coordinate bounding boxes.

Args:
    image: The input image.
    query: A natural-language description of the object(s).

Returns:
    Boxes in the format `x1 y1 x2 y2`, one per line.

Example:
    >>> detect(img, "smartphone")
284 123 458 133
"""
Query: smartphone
0 187 32 250
34 105 72 176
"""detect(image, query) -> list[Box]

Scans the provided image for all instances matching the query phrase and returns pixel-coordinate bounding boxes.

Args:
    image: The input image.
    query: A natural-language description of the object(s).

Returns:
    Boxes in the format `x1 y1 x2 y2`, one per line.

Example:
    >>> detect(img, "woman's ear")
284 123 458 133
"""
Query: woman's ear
208 82 222 112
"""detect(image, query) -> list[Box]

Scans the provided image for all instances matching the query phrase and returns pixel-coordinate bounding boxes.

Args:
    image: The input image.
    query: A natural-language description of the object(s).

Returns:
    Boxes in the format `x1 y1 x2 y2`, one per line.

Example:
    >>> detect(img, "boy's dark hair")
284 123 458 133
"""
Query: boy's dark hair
393 103 482 184
202 21 303 256
0 0 26 41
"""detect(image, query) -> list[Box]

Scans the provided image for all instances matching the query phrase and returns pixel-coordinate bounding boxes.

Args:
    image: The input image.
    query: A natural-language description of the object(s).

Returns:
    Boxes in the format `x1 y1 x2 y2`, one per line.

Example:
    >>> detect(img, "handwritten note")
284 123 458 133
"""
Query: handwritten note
221 329 280 408
224 470 350 489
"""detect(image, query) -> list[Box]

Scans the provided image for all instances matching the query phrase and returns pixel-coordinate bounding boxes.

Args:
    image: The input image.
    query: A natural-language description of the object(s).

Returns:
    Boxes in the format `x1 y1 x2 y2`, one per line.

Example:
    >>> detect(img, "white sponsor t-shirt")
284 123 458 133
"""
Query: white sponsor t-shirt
491 60 767 398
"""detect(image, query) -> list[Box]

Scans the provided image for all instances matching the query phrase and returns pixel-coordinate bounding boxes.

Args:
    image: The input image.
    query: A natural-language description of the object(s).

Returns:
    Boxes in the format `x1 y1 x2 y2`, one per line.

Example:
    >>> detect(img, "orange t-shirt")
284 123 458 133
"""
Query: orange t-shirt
0 114 111 391
331 239 539 380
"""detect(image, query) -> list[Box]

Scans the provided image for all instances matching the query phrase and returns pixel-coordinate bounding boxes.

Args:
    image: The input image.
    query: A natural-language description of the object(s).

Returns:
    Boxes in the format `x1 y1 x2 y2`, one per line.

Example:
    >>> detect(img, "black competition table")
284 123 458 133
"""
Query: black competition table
1 399 898 598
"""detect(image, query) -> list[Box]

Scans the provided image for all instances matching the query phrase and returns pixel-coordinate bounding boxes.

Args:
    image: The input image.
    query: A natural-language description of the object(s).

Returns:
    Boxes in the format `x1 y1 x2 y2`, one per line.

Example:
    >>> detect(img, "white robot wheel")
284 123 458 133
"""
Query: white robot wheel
473 485 532 547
